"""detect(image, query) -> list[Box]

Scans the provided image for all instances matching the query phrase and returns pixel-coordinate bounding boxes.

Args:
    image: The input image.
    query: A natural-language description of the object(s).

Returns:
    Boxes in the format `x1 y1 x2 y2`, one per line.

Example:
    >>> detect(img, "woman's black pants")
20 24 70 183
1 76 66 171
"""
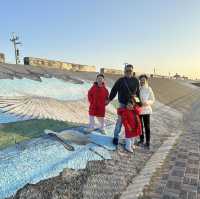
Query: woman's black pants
140 114 150 145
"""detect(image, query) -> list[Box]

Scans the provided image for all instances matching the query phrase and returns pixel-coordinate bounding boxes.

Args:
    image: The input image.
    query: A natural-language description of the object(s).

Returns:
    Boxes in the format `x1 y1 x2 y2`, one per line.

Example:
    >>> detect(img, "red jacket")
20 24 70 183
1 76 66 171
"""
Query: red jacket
88 83 109 117
118 106 142 138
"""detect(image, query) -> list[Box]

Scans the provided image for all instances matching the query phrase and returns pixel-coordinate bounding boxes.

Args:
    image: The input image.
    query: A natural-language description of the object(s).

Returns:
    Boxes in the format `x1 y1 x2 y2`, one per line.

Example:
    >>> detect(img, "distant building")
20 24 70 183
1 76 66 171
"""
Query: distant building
24 57 96 72
182 76 189 80
100 68 123 75
173 73 188 80
0 53 5 63
174 73 181 79
150 74 170 79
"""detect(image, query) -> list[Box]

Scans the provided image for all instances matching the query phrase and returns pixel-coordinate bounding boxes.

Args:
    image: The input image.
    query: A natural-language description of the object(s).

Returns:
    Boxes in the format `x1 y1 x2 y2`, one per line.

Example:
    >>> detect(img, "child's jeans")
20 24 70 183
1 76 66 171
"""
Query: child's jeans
114 103 126 139
89 115 105 130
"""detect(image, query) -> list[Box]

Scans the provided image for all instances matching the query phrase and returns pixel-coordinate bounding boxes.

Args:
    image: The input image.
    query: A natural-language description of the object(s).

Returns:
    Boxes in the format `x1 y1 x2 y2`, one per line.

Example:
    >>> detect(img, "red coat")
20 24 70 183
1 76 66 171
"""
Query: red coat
118 106 142 138
88 83 109 117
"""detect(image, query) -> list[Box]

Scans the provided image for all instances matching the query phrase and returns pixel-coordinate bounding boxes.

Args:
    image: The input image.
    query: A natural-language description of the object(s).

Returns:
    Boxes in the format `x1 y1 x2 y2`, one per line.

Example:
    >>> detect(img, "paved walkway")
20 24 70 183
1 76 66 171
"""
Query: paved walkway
139 99 200 199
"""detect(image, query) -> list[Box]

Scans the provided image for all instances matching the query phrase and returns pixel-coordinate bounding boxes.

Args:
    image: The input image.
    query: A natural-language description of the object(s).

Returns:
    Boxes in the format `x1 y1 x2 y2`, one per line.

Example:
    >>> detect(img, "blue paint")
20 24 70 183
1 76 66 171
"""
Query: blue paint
0 125 116 199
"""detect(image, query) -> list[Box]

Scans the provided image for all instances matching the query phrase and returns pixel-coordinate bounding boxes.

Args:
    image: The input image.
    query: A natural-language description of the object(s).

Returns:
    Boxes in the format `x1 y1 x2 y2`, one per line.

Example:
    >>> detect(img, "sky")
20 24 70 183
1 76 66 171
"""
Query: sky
0 0 200 79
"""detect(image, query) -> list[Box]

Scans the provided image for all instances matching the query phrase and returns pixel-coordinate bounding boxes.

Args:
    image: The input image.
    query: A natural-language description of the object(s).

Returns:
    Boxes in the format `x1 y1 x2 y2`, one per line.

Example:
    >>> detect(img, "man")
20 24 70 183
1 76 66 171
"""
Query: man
106 64 140 145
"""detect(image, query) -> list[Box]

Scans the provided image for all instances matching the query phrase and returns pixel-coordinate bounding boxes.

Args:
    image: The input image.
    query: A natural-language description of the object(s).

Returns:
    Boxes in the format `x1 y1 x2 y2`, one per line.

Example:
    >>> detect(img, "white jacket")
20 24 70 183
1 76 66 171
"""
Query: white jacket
139 84 155 115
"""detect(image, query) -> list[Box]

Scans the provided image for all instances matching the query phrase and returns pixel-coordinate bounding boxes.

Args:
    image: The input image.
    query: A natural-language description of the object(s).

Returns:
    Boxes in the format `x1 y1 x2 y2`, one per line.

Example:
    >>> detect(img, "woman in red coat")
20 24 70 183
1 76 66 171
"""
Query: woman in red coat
87 74 109 134
118 98 142 152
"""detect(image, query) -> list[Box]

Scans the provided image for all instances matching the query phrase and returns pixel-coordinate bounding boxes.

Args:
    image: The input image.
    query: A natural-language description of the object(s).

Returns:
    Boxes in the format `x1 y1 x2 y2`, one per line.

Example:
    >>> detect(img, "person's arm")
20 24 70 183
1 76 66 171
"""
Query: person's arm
88 87 94 103
105 88 109 100
135 79 140 99
118 109 132 131
117 107 125 116
146 87 155 106
122 112 132 131
134 105 142 115
108 79 120 101
135 79 142 106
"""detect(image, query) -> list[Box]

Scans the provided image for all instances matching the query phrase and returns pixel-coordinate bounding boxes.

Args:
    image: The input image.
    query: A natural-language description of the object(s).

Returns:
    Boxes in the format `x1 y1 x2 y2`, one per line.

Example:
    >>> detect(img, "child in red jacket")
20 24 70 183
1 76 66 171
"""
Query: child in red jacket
118 98 142 152
87 74 109 134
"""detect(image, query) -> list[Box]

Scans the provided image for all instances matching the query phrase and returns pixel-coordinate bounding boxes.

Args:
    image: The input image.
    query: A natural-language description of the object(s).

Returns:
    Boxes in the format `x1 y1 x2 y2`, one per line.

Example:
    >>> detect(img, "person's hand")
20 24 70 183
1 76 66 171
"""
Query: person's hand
142 101 149 106
105 99 110 105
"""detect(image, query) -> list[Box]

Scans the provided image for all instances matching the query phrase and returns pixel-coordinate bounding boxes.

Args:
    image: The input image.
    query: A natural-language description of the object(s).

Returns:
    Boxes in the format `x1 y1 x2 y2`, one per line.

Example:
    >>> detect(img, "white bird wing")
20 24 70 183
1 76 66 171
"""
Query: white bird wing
0 93 116 124
0 95 90 123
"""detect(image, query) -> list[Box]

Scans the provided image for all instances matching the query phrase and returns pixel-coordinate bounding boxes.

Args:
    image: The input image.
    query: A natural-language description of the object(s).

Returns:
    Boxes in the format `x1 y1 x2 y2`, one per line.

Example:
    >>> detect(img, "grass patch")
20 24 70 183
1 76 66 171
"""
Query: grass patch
0 119 76 150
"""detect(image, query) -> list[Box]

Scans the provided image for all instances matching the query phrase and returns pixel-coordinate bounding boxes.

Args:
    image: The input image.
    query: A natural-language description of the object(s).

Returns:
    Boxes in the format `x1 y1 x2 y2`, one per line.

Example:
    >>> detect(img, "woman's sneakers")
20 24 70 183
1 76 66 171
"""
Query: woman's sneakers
144 143 150 150
125 138 134 153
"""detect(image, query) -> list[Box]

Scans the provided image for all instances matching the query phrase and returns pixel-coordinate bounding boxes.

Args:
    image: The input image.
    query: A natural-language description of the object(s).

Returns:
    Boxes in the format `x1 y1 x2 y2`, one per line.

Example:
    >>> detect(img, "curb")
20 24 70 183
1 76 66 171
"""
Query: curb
120 130 183 199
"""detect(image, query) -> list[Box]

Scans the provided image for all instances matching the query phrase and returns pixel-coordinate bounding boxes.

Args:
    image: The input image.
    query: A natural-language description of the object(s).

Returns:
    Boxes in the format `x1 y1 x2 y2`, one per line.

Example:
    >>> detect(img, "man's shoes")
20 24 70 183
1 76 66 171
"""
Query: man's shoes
112 138 119 145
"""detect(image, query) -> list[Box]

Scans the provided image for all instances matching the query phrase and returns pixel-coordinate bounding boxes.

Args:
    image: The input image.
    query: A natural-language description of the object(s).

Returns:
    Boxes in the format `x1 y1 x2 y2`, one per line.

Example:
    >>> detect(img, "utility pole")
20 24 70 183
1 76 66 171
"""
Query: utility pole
154 67 156 75
10 32 22 64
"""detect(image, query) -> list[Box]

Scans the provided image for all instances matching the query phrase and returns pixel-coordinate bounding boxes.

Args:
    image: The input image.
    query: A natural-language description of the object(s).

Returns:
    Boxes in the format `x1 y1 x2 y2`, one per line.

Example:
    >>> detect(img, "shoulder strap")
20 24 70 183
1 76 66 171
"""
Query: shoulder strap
123 78 133 96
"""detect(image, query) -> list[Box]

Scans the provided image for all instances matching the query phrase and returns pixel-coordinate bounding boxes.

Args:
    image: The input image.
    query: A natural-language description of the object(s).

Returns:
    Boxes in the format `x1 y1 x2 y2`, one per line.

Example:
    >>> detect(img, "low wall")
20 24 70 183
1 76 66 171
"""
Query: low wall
0 53 5 63
72 65 96 72
24 57 72 70
100 68 123 75
24 57 96 72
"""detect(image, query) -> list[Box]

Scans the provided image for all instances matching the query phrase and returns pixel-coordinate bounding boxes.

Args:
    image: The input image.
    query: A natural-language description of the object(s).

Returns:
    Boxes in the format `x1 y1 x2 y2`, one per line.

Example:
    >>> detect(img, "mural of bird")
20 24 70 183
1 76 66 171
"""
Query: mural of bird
0 94 116 124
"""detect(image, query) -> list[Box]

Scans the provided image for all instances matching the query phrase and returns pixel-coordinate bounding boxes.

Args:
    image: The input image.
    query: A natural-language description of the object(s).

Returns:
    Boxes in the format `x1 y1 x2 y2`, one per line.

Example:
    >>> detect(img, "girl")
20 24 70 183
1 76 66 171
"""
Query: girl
87 74 109 134
138 74 155 149
118 98 142 152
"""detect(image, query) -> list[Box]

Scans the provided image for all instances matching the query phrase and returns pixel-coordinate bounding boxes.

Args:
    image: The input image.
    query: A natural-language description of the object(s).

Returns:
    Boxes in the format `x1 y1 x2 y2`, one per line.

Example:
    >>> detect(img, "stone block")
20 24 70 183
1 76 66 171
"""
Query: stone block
100 68 123 75
0 53 5 63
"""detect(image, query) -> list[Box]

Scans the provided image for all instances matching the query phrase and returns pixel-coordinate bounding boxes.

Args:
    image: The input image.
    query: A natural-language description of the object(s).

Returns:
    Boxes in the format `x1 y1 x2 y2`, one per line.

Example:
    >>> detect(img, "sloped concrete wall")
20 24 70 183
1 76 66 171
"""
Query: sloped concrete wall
0 53 5 63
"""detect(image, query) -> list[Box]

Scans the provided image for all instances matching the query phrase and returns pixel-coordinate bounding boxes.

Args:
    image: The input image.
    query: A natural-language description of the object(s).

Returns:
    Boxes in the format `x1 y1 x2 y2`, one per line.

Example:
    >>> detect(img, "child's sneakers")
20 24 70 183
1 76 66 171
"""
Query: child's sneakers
125 138 134 153
132 144 136 150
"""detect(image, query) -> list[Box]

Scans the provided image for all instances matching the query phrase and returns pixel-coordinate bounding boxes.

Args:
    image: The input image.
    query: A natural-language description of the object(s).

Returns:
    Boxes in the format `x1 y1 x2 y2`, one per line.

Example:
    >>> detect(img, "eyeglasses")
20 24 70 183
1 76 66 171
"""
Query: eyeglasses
125 69 133 72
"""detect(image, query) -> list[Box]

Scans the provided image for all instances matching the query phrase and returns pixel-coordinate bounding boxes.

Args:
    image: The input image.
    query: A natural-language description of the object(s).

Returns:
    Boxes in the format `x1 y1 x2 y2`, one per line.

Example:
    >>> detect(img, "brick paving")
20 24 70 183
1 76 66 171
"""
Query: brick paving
139 99 200 199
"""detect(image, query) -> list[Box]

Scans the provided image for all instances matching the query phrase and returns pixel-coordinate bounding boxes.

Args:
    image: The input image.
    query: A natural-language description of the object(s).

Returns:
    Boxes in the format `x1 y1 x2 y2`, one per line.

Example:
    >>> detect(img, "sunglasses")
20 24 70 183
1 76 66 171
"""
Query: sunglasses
125 69 133 72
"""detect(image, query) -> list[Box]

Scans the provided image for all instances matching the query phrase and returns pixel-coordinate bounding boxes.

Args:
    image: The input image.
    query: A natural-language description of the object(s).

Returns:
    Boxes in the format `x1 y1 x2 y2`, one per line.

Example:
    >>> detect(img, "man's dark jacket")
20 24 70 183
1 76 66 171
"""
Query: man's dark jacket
109 76 140 105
